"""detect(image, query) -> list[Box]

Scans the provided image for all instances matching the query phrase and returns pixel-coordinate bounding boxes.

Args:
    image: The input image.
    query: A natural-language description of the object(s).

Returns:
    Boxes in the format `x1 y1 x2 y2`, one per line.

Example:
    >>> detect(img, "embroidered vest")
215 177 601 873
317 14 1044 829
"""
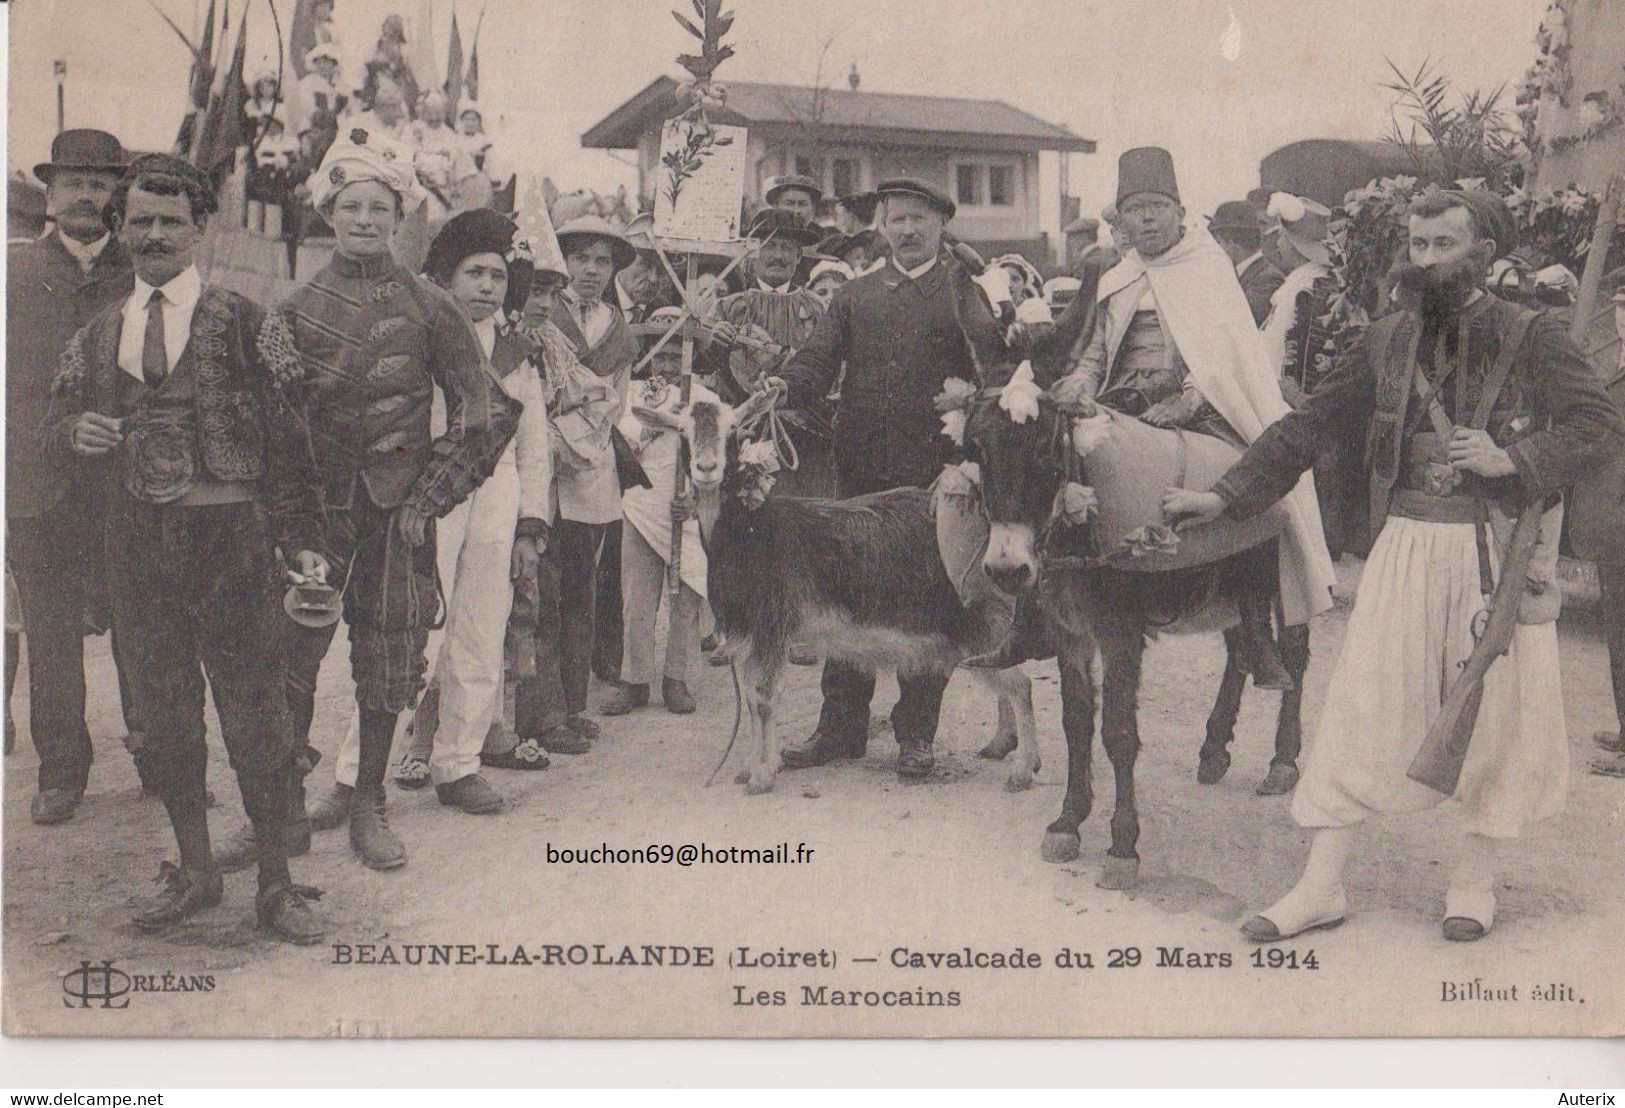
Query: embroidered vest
87 286 267 503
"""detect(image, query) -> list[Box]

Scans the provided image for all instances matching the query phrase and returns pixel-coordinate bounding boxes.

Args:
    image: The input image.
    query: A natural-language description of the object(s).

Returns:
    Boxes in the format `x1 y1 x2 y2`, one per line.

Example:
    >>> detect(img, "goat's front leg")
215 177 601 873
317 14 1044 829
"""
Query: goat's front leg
976 667 1039 791
734 652 784 795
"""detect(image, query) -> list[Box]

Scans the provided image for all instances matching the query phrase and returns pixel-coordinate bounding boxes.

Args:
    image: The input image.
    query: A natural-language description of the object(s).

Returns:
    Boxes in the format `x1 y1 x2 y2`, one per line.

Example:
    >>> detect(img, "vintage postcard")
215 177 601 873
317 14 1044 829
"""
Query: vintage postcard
3 0 1622 1041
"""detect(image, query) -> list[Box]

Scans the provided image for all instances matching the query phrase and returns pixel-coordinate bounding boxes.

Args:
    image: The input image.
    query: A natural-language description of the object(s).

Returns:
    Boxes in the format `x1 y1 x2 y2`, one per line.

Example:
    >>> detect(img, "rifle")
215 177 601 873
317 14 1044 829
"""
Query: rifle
1406 495 1546 795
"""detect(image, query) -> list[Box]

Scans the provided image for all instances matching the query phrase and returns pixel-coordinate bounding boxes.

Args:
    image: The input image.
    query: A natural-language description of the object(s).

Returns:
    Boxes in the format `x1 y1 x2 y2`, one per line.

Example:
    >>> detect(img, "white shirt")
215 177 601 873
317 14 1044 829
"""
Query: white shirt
117 266 202 382
564 290 613 348
58 230 110 274
893 255 938 281
756 278 794 294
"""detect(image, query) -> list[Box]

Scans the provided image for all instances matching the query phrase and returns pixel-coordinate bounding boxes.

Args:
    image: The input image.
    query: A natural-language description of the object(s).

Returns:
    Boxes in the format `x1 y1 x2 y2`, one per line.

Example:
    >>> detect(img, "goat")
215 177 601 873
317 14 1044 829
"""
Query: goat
630 389 1037 795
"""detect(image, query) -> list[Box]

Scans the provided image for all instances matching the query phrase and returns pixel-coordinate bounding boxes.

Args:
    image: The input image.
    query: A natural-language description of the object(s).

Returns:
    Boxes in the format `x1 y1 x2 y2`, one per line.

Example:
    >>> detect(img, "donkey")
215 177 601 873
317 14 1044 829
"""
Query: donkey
630 388 1038 796
958 378 1310 890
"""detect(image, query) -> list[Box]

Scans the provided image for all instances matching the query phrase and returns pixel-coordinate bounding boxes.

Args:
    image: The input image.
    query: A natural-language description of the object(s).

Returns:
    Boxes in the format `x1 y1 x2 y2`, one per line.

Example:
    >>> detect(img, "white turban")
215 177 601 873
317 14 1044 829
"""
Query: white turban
309 126 425 213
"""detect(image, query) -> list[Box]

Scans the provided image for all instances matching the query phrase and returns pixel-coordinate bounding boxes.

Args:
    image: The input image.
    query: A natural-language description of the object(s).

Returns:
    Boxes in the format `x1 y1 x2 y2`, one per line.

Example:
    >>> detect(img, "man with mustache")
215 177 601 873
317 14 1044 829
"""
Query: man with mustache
7 129 142 823
767 179 1001 779
43 155 327 940
1166 189 1623 943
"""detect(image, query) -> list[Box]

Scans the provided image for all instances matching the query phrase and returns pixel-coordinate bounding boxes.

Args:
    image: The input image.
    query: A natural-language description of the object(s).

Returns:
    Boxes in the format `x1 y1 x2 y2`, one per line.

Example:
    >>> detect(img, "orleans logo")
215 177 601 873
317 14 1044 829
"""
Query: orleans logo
62 959 131 1010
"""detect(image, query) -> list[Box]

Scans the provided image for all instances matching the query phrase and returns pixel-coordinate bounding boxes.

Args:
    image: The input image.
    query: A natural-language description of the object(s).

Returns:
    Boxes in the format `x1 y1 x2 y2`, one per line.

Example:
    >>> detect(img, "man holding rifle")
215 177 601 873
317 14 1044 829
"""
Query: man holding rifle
1166 190 1622 943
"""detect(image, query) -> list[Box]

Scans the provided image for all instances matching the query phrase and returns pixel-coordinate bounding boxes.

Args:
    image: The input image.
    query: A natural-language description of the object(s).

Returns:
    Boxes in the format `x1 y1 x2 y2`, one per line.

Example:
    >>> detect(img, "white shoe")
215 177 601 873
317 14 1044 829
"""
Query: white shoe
1241 883 1348 942
1443 880 1495 942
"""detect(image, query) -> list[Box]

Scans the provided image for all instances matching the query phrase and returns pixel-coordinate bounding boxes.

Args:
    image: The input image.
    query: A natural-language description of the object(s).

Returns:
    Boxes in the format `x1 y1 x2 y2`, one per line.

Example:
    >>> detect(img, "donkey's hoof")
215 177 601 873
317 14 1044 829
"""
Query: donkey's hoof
1004 767 1036 793
733 769 751 785
1197 749 1231 785
978 733 1017 760
1041 830 1081 864
1096 856 1140 890
744 774 776 796
1255 763 1300 795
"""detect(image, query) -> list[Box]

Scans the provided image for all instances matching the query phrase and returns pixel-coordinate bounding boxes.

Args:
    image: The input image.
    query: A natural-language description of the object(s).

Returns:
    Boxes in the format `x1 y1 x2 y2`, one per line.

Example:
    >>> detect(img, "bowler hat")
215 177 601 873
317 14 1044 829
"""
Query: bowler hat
874 177 955 220
34 129 127 184
555 215 636 272
765 174 824 207
1116 146 1179 205
744 208 823 247
1208 200 1261 235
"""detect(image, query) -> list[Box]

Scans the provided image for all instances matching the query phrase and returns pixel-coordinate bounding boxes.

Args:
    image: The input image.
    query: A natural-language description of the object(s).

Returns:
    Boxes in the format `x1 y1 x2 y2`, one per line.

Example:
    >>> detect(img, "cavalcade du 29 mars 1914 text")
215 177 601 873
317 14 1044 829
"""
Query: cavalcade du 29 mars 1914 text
3 0 1623 1038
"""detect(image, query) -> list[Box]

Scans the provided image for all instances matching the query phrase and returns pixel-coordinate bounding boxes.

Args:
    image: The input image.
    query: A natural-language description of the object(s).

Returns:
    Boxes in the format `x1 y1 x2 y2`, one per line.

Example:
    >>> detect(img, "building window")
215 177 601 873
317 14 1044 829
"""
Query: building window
955 163 982 206
794 155 825 182
831 157 859 198
952 158 1020 210
988 164 1015 207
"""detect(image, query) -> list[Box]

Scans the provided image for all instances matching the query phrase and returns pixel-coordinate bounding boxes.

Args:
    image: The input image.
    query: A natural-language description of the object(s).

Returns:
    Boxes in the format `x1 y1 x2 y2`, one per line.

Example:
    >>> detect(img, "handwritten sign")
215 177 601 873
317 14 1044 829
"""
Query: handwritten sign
653 119 746 244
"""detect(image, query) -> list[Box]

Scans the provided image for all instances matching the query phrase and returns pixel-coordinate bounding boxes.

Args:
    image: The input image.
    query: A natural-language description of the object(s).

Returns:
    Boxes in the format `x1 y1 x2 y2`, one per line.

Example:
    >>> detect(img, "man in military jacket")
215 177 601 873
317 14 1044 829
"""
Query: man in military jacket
1167 190 1622 945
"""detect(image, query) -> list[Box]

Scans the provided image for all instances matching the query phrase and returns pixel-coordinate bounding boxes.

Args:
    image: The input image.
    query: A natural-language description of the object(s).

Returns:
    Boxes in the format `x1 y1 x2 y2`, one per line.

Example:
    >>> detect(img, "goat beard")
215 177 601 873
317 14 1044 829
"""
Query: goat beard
1392 255 1485 323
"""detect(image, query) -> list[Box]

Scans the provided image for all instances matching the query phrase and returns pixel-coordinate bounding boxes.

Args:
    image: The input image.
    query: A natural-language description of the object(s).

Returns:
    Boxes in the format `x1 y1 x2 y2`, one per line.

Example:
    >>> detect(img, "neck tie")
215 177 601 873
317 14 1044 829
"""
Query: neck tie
142 289 168 387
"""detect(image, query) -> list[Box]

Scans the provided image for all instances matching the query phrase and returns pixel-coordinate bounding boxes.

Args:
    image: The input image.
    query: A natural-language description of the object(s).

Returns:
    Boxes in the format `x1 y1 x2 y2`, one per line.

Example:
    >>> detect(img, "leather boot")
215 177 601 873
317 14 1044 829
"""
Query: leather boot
256 882 325 945
30 788 82 825
600 683 650 715
780 728 866 770
896 740 935 780
307 783 354 831
131 862 224 933
348 789 406 871
662 677 696 714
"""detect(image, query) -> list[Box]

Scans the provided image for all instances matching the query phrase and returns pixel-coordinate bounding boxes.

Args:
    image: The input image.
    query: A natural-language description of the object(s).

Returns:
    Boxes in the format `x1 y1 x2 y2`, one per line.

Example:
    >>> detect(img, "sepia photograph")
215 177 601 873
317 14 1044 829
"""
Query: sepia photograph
2 0 1623 1058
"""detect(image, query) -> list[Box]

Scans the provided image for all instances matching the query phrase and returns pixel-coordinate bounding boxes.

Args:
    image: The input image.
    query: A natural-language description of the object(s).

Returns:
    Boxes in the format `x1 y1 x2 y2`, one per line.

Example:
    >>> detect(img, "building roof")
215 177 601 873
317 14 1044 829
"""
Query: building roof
582 76 1095 154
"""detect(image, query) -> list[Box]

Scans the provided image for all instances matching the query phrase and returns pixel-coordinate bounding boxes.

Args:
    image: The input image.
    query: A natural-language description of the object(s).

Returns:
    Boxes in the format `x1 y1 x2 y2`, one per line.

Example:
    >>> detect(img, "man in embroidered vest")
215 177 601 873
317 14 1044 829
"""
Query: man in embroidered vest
705 208 832 495
8 129 144 824
1166 189 1622 944
45 155 327 942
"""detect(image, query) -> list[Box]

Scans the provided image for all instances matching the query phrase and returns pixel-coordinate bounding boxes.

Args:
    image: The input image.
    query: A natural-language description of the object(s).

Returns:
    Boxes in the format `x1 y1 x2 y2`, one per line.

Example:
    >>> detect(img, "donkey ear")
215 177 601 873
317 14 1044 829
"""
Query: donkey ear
630 405 683 432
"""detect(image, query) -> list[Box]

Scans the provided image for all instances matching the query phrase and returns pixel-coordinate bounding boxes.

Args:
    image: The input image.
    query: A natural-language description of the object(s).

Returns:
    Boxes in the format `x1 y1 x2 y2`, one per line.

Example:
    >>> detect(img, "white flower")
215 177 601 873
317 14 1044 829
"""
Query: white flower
998 361 1042 425
1561 190 1590 216
1056 482 1098 526
1071 411 1114 457
933 376 977 412
936 461 980 500
1267 192 1306 224
974 265 1013 306
737 440 780 472
1015 296 1054 324
940 409 967 446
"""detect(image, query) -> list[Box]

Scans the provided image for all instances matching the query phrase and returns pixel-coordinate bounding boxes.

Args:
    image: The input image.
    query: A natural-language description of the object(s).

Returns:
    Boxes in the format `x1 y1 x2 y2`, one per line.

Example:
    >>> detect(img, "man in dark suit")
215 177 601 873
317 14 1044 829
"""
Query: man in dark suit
773 178 1001 779
1209 200 1284 327
6 130 137 824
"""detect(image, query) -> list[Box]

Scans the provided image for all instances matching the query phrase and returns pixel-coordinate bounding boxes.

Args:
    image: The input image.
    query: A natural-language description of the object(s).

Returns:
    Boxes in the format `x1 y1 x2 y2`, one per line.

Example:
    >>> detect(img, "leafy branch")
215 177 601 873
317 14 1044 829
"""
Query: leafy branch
1381 56 1524 190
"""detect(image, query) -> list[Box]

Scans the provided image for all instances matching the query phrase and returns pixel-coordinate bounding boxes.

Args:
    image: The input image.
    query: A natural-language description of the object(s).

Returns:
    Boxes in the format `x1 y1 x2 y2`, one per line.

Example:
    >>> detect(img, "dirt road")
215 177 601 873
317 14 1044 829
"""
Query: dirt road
5 561 1621 1037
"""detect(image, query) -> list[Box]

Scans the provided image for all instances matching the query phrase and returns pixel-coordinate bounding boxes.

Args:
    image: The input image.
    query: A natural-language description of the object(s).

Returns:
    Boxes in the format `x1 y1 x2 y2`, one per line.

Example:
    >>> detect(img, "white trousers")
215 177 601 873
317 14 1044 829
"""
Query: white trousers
1292 515 1568 838
333 458 518 787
